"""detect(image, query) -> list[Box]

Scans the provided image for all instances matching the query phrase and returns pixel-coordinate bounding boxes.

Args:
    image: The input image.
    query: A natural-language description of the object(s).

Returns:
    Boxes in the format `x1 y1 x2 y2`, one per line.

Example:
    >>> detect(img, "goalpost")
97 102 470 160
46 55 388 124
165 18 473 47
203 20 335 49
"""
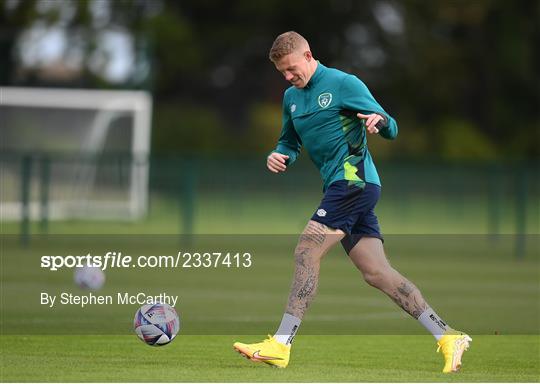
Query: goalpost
0 87 152 221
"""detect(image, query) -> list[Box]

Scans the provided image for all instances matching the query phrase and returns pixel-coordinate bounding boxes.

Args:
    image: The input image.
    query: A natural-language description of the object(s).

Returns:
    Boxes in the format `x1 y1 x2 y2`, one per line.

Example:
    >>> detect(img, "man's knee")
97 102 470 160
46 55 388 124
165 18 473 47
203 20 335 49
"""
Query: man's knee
362 269 382 287
294 245 314 265
362 266 394 288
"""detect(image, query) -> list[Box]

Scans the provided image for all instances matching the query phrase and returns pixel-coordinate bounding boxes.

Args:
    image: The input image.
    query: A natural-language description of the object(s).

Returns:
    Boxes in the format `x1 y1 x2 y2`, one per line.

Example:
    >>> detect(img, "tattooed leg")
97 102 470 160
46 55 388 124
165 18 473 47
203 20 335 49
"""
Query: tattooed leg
348 237 429 319
285 246 320 318
285 220 344 319
387 279 428 319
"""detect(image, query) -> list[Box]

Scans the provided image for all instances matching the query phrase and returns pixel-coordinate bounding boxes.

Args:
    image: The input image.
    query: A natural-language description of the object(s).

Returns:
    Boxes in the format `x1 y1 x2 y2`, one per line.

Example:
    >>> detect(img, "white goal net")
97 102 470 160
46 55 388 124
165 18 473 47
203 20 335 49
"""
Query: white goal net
1 87 152 221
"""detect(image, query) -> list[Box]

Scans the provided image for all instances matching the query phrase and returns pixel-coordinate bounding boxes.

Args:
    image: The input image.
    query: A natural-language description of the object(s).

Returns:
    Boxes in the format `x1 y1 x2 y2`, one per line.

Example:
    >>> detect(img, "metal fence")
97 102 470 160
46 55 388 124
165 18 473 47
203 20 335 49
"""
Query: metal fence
2 152 538 256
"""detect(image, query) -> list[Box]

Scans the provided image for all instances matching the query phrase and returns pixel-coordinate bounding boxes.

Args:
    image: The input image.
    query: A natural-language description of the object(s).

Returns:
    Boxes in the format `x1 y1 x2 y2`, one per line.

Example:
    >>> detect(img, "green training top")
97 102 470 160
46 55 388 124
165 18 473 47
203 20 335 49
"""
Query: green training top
273 62 398 191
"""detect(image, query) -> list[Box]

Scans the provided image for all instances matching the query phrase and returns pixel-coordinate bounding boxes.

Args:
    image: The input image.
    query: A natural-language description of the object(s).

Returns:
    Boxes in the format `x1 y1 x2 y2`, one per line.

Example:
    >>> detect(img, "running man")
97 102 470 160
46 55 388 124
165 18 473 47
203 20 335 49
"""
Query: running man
233 31 471 373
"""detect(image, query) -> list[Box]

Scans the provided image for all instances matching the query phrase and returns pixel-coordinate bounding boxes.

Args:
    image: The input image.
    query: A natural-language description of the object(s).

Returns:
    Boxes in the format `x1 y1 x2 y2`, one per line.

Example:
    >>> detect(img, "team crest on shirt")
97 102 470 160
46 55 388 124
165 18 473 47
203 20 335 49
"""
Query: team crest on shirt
290 104 296 113
318 93 333 108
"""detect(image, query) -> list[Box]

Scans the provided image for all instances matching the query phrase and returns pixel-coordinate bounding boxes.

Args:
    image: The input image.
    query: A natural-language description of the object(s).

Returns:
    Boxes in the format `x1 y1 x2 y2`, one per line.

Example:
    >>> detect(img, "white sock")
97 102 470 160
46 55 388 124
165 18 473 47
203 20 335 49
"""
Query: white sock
418 307 450 341
274 313 301 345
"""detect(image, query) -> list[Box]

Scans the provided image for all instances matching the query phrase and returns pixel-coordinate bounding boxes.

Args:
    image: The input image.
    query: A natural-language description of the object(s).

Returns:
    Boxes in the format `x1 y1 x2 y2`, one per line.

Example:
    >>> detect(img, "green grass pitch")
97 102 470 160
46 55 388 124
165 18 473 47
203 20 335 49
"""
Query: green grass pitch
1 335 538 382
1 233 538 382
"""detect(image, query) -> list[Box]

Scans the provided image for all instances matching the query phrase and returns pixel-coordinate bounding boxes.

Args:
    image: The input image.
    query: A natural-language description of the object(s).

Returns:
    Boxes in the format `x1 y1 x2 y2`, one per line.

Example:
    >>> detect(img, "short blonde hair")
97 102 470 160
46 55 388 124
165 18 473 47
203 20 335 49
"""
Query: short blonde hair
269 31 309 62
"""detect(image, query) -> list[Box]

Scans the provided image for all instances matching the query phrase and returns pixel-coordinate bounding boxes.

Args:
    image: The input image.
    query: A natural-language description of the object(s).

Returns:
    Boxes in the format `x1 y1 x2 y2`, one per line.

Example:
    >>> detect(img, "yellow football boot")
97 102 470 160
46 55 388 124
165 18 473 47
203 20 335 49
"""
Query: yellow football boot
233 335 291 368
437 330 472 373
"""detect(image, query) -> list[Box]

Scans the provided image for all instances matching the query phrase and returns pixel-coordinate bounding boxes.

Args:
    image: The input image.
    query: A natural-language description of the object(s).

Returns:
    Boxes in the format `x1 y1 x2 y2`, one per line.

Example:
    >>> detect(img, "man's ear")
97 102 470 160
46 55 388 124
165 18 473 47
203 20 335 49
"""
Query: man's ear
304 51 313 61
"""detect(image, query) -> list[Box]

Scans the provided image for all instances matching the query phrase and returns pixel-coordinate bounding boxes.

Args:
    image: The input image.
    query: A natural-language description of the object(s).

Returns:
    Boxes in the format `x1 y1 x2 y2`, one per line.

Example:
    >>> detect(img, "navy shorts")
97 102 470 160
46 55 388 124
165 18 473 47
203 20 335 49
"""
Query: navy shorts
310 180 383 254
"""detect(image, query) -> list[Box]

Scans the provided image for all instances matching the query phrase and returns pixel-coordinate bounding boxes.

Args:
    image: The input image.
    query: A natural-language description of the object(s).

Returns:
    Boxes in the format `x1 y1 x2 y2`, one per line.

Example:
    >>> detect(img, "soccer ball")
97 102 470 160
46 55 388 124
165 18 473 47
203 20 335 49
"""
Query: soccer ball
74 265 105 290
134 303 180 346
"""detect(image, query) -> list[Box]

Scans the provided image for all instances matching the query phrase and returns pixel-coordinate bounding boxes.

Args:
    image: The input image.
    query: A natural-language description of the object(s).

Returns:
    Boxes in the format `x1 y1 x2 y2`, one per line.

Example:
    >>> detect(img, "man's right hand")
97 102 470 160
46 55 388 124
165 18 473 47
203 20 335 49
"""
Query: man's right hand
267 152 289 173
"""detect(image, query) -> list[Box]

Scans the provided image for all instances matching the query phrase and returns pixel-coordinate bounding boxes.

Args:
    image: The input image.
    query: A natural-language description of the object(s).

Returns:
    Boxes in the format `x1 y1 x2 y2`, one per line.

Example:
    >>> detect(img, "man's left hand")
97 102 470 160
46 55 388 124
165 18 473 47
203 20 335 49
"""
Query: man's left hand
357 113 385 134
